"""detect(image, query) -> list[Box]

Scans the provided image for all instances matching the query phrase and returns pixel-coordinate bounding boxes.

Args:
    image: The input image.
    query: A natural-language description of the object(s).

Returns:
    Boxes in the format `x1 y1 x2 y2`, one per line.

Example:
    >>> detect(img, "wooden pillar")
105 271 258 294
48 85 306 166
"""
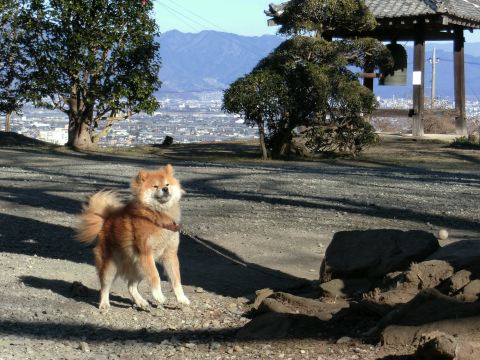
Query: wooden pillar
363 74 374 92
412 28 425 137
454 26 467 136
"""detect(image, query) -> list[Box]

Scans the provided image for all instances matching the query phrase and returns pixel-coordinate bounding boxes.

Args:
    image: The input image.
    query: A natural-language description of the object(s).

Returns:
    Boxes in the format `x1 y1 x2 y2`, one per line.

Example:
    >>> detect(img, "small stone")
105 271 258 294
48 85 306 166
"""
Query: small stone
226 348 234 354
337 336 353 344
438 229 449 240
79 342 90 352
233 345 243 352
194 287 205 293
212 320 221 327
209 342 221 350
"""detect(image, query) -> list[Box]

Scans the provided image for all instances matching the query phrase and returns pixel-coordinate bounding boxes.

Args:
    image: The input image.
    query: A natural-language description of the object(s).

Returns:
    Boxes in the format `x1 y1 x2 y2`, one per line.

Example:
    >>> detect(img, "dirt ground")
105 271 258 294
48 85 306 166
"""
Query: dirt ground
0 133 479 359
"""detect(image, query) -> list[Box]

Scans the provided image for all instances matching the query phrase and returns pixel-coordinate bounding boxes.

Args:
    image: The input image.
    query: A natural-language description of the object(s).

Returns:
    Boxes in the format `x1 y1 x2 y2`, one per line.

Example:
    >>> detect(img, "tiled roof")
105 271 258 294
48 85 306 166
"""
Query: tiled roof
442 0 480 22
267 1 480 24
367 0 480 22
366 0 436 18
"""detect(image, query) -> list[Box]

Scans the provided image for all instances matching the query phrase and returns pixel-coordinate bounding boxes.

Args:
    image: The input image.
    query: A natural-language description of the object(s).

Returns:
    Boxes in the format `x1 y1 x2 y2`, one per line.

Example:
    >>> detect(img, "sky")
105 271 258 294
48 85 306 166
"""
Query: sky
153 0 280 36
153 0 480 42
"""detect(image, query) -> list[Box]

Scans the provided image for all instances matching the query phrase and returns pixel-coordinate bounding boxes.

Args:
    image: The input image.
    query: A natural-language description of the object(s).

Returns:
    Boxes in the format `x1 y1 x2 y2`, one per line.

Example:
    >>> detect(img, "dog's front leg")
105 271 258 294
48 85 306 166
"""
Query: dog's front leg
162 248 190 305
139 254 166 304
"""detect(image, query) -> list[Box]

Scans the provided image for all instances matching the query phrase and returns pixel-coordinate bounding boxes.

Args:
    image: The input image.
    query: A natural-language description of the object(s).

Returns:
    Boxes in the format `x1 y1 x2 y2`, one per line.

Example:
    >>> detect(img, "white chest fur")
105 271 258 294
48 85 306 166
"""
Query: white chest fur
148 229 180 259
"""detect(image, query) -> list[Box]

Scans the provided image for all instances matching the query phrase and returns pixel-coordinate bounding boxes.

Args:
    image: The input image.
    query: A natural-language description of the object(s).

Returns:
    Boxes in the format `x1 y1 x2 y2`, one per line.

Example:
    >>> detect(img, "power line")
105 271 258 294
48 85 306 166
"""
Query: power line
157 3 200 32
156 1 282 58
437 58 480 65
157 1 208 32
164 0 229 33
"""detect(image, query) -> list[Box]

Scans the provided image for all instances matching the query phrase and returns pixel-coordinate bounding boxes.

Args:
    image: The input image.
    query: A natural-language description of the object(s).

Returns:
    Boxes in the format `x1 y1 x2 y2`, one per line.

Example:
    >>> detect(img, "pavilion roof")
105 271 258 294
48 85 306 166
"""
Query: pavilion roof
372 0 480 24
266 0 480 28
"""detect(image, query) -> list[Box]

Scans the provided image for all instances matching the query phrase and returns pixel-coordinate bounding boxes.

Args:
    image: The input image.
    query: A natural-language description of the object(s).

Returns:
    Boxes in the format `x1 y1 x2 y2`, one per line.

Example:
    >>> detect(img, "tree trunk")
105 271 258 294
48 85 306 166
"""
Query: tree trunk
5 112 11 132
258 122 269 160
270 124 293 159
67 115 94 150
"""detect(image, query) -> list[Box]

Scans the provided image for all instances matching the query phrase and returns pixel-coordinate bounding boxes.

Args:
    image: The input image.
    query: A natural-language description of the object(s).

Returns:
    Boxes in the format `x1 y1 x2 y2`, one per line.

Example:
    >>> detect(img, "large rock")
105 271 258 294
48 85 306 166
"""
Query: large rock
415 331 480 360
320 229 439 282
382 316 480 346
236 312 322 340
428 240 480 270
319 278 373 298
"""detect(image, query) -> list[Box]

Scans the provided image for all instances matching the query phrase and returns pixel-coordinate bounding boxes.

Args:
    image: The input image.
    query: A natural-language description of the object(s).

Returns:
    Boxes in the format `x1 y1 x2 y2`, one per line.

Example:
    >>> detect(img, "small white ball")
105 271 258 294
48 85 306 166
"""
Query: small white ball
438 229 449 241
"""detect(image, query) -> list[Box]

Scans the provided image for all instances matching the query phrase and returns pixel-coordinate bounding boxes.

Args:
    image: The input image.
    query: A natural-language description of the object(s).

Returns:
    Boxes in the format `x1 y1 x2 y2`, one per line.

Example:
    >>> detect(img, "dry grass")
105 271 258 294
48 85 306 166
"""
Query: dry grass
2 131 479 172
356 134 480 171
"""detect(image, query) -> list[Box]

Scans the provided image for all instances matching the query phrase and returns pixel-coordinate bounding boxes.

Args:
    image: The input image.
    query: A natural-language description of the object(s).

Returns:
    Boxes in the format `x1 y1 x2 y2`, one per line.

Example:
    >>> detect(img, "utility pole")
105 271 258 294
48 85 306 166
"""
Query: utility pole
429 48 440 109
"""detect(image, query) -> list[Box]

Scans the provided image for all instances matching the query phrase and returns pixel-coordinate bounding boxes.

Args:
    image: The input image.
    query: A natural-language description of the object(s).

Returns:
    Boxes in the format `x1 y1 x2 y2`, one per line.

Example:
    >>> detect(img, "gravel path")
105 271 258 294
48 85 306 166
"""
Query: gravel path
0 139 479 359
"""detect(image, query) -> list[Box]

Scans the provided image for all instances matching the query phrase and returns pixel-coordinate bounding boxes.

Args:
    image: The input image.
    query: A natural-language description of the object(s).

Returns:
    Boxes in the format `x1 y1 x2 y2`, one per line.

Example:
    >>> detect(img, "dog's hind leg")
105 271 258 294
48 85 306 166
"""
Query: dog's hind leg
162 248 190 305
139 254 166 304
128 278 149 309
98 259 117 311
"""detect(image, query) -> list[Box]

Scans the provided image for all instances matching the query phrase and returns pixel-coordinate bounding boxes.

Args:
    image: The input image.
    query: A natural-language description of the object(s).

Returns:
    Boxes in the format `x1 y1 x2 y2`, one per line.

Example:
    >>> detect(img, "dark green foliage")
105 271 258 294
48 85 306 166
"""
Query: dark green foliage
223 0 391 158
450 136 480 149
223 70 288 159
0 0 25 130
276 0 377 36
18 0 161 149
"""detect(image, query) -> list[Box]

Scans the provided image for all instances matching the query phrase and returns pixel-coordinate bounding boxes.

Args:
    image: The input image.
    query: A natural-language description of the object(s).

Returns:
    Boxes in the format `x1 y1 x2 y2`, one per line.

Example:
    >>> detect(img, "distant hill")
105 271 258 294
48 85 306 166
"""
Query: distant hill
157 30 480 100
157 30 283 97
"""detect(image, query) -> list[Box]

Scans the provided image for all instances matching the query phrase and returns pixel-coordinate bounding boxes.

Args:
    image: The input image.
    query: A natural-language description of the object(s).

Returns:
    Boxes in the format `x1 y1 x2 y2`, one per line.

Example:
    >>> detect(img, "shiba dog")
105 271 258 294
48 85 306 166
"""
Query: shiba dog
75 164 190 310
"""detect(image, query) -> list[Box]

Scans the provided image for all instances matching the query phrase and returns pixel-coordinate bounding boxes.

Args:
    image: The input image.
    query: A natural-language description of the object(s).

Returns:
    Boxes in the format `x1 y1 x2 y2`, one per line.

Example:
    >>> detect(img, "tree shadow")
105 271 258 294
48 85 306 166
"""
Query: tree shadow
0 213 90 263
19 276 132 309
0 185 84 215
445 150 480 166
0 212 307 298
0 320 232 343
181 173 480 233
154 141 261 161
179 235 308 297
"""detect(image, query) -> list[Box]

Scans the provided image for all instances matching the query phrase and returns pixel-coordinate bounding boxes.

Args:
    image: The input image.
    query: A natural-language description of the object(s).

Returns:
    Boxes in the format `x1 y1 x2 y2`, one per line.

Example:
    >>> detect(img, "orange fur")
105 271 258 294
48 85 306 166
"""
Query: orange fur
75 190 123 244
75 164 190 310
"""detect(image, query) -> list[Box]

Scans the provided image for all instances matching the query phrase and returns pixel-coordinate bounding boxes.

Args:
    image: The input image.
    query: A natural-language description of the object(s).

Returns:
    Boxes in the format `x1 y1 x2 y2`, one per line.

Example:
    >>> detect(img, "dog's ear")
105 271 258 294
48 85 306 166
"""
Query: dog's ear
135 169 148 183
164 164 174 175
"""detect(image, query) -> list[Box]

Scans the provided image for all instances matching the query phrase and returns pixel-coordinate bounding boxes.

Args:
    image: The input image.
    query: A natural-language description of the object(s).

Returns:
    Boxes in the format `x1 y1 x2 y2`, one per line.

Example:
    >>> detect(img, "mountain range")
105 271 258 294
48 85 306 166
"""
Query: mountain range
157 30 282 96
157 30 480 100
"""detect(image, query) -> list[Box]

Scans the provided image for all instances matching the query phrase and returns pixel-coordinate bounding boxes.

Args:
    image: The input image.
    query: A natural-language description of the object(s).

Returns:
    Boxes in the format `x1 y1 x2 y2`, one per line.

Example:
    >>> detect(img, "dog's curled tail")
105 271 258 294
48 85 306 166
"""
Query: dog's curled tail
75 190 123 244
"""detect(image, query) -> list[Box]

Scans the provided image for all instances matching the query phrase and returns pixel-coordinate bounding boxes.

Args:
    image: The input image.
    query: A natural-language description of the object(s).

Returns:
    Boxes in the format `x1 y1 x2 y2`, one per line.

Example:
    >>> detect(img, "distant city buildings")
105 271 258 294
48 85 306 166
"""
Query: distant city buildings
10 97 258 147
8 96 480 146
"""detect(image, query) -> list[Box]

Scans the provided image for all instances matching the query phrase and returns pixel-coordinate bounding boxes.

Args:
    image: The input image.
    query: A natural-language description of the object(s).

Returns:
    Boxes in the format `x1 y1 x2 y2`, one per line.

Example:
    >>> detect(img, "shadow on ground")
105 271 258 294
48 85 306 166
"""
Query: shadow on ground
1 212 307 298
19 276 133 309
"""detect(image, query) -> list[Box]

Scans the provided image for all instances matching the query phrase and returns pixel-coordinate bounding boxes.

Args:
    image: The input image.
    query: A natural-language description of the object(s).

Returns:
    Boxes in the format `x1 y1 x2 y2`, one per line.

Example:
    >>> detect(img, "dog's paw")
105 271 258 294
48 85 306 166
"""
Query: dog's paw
152 288 166 304
177 294 190 305
99 301 110 312
135 297 150 309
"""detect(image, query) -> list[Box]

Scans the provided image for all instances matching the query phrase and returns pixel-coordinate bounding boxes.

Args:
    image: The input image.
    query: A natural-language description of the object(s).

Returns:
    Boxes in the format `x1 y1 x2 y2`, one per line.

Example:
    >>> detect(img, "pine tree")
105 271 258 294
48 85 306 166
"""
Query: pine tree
223 0 393 158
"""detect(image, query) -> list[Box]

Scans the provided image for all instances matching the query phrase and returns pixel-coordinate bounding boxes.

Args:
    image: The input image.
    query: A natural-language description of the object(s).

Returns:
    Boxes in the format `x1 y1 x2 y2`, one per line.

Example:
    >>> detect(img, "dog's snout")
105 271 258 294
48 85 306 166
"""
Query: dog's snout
162 186 169 193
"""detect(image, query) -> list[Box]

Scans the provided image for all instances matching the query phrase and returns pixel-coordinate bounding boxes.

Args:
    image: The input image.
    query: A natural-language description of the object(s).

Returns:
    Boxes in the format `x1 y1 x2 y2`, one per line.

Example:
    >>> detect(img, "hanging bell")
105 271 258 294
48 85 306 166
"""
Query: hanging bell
380 42 408 86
